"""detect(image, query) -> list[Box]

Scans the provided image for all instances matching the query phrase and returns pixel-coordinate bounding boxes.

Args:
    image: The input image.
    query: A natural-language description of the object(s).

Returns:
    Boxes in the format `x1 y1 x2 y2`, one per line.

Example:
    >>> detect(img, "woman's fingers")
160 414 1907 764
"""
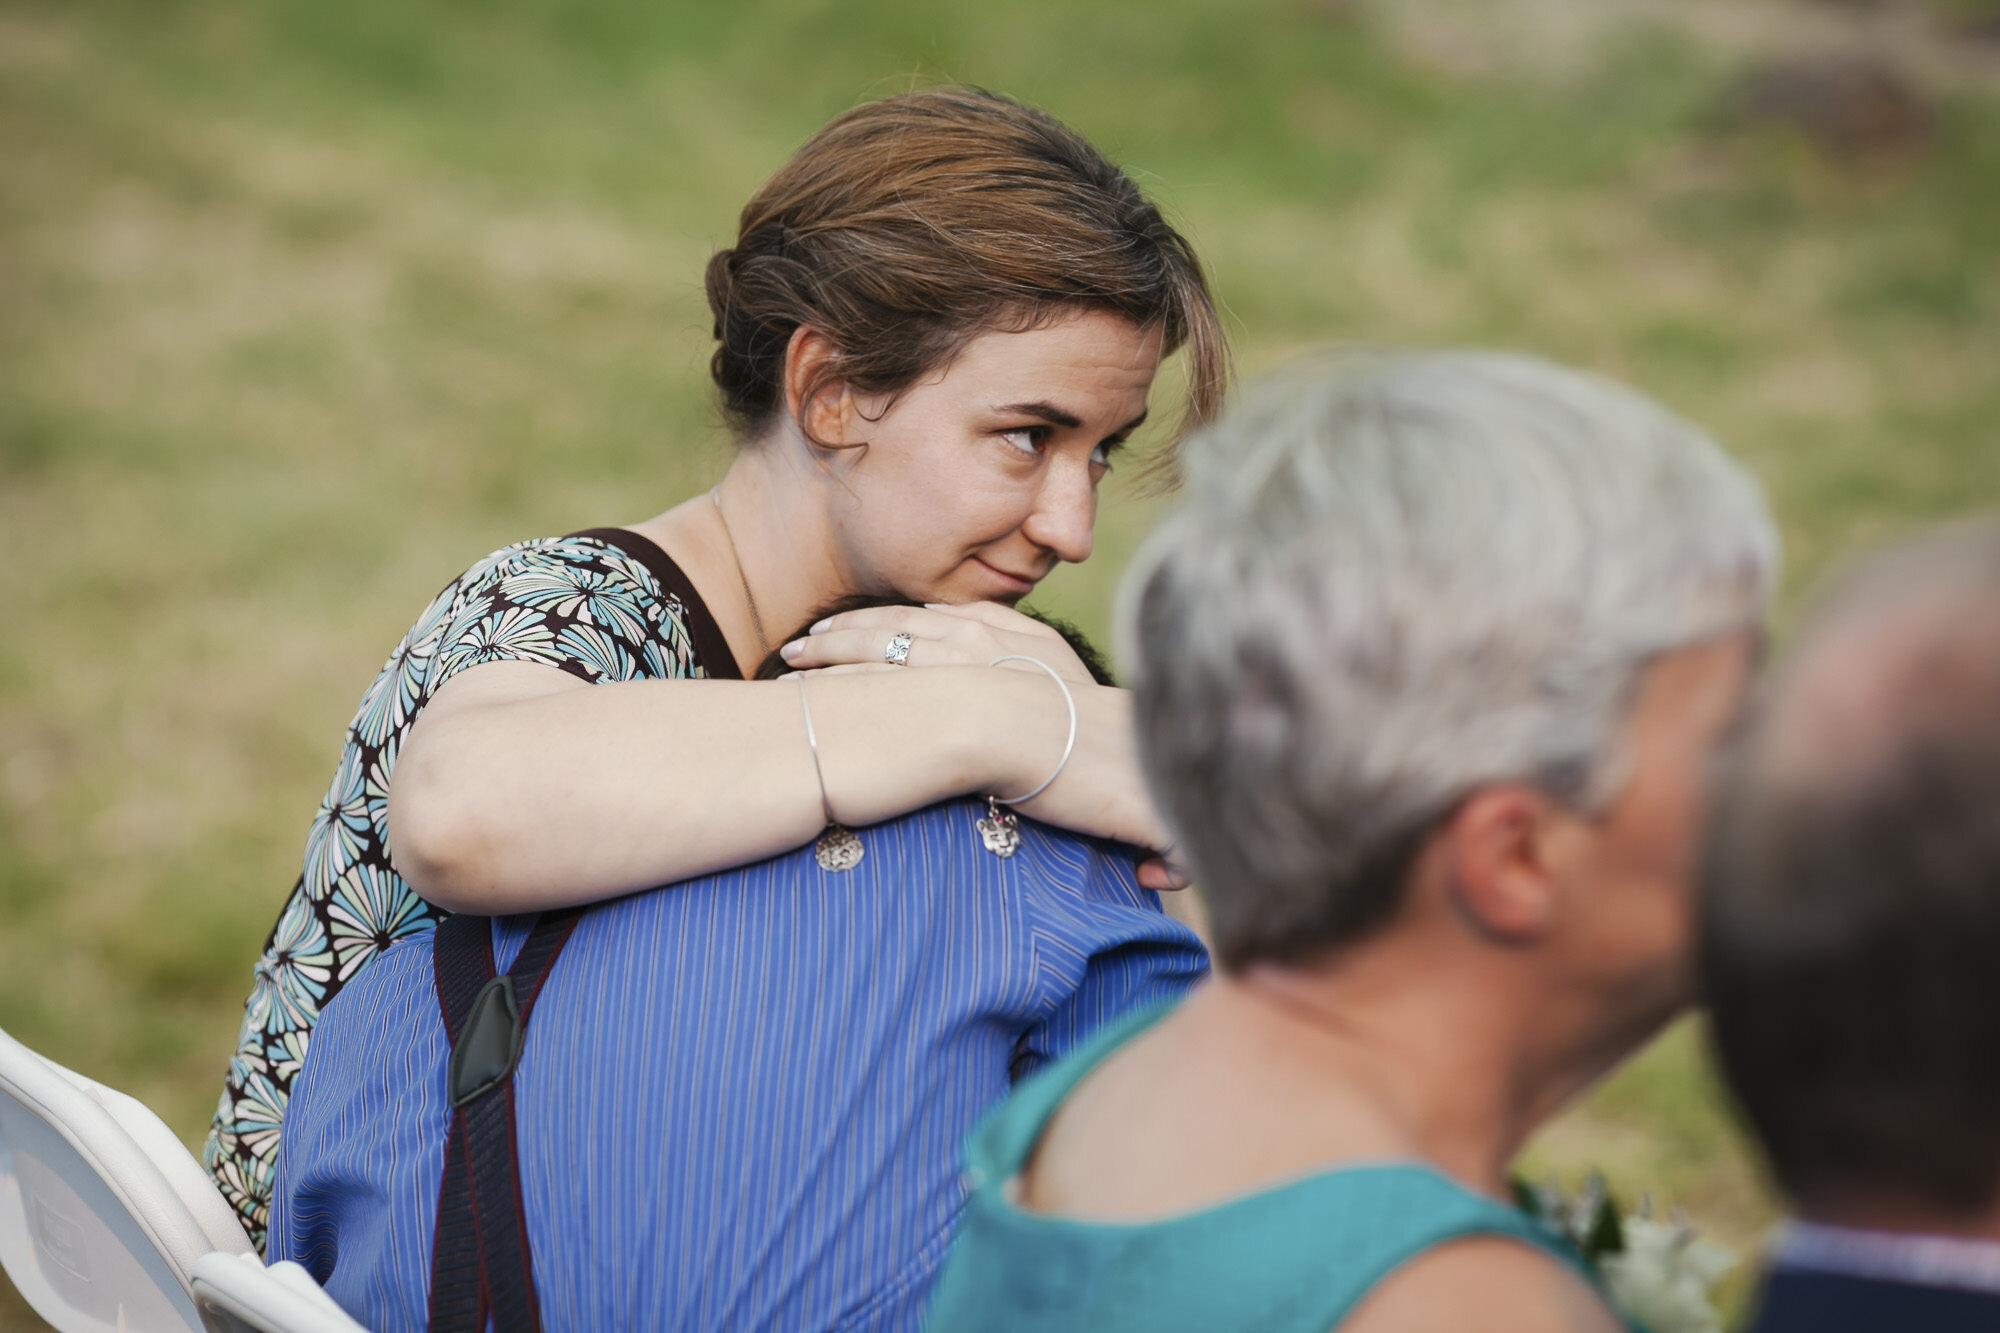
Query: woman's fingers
782 605 961 670
781 627 928 671
803 603 943 637
922 600 1060 636
777 600 1094 682
1135 856 1193 893
919 602 1095 682
778 662 901 678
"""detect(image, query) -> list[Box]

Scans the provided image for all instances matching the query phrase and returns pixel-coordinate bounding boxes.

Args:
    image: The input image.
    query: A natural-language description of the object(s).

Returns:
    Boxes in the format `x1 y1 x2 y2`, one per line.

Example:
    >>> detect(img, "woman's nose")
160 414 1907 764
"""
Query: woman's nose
1021 462 1096 565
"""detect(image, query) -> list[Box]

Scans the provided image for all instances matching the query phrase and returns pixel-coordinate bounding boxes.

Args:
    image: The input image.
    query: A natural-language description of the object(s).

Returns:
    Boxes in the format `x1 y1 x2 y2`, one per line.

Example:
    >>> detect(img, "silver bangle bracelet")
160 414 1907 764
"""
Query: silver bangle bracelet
987 655 1078 806
798 677 865 872
796 677 837 827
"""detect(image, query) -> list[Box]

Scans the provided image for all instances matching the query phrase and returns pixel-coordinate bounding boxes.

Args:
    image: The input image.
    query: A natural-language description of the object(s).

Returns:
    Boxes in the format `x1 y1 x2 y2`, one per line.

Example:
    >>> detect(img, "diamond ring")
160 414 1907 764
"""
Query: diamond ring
885 631 915 667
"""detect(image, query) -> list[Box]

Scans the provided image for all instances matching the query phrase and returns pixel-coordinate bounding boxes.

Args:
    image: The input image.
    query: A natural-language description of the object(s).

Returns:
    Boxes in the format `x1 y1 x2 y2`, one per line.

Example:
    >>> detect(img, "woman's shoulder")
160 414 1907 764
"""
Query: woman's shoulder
451 530 682 607
944 1010 1604 1333
966 999 1174 1183
936 1155 1602 1333
1340 1232 1625 1333
416 528 729 683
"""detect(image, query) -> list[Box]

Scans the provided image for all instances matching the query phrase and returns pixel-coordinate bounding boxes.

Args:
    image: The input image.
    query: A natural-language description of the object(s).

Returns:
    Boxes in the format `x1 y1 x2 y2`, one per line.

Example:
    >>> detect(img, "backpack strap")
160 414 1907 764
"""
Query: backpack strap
428 908 583 1333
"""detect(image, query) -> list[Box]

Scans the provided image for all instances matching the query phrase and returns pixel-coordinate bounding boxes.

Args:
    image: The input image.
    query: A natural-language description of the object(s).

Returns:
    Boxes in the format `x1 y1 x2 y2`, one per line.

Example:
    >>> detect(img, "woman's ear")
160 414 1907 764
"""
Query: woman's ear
783 325 859 448
1440 785 1564 943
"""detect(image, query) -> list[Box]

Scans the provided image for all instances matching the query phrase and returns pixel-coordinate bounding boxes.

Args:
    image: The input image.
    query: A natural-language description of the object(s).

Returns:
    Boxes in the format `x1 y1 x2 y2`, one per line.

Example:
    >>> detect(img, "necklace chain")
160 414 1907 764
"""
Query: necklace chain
710 489 771 660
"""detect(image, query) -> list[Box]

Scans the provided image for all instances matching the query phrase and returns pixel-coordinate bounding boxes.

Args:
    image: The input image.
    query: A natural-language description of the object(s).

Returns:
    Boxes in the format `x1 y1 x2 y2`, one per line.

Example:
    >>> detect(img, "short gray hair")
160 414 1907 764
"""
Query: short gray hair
1119 351 1779 968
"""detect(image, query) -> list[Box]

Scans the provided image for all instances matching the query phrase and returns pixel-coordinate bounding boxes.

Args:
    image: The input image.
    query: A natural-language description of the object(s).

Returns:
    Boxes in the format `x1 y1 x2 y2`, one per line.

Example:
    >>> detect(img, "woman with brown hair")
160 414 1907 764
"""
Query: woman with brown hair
204 86 1228 1246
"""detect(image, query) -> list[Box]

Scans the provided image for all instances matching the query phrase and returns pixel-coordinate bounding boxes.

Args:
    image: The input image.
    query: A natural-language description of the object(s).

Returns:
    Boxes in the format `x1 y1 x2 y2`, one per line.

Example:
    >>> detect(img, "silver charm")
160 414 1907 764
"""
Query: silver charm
975 797 1021 858
815 823 865 872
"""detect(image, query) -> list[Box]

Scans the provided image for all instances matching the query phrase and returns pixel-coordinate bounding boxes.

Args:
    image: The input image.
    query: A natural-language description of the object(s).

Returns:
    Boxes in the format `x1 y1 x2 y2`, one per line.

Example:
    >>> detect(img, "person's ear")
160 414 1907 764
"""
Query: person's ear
783 326 861 449
1439 785 1564 943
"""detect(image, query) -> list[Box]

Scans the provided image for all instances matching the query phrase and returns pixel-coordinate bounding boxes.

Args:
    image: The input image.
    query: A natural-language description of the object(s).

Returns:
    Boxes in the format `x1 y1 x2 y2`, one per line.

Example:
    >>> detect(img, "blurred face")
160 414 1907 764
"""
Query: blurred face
1547 632 1756 1046
823 309 1163 604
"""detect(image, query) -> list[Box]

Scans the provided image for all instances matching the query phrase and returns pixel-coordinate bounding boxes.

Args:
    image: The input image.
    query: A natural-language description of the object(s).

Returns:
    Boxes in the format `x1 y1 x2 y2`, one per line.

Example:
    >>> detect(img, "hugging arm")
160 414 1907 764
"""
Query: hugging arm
392 659 1168 914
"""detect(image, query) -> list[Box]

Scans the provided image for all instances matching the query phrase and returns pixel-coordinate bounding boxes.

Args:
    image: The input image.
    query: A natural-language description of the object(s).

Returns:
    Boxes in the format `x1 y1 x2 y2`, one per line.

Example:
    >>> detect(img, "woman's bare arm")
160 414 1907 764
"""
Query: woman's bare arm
389 659 1164 914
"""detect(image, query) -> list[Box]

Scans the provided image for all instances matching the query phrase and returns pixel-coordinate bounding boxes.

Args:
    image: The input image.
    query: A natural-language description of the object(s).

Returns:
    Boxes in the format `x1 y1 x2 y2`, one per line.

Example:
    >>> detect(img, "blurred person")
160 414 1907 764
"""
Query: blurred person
1702 524 2000 1333
206 87 1227 1246
924 351 1778 1332
269 603 1207 1332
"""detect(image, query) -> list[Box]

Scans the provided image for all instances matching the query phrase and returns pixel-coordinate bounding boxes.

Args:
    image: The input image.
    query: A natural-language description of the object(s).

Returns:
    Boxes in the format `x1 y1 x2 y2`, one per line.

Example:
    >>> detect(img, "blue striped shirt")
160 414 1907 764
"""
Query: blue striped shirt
268 799 1208 1331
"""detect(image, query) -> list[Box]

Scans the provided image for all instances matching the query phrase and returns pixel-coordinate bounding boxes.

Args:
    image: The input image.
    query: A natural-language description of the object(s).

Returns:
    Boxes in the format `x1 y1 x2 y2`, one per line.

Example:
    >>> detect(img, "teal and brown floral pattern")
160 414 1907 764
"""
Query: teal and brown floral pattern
204 534 712 1248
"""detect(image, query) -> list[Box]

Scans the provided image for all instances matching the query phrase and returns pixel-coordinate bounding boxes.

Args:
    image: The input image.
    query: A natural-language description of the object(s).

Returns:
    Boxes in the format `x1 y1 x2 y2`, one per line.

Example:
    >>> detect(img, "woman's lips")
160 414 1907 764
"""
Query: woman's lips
973 557 1038 594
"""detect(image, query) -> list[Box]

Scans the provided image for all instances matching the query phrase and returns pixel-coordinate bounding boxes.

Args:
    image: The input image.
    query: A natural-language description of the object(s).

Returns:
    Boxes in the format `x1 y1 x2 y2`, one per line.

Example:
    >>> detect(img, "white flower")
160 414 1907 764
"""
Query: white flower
1601 1215 1738 1333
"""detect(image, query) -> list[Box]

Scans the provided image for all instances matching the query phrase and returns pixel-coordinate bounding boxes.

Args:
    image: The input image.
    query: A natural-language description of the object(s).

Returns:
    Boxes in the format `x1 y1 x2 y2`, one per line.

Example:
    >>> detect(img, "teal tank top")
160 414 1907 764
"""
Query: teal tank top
925 1002 1628 1332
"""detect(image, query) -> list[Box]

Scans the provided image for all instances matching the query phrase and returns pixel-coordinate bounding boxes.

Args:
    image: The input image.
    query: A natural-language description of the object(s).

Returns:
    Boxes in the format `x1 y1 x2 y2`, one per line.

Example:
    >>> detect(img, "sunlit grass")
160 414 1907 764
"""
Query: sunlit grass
2 1 1997 1326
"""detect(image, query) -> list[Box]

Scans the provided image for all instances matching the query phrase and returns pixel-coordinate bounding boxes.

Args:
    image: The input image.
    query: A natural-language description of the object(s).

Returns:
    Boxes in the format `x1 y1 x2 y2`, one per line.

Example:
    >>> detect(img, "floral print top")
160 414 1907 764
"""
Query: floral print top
204 529 739 1249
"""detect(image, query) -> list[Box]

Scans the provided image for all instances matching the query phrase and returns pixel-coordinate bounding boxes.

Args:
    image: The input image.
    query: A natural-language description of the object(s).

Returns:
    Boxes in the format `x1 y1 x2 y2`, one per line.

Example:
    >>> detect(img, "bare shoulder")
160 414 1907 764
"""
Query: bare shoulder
1336 1235 1622 1333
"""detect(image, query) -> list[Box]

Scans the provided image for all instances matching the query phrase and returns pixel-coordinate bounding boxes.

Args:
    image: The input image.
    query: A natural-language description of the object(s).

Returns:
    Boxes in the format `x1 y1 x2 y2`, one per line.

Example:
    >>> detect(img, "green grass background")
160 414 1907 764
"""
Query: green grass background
4 0 1999 1325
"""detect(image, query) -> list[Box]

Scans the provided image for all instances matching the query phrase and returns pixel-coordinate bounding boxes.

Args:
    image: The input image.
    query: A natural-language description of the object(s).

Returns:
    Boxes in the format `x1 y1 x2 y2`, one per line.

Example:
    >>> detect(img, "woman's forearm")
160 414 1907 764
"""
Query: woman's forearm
389 664 1099 913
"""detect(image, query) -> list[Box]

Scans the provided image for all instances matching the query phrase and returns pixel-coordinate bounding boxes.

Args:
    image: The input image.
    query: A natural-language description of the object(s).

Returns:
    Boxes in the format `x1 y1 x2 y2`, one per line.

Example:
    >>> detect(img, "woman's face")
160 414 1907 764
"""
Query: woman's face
1551 631 1756 1047
821 309 1164 605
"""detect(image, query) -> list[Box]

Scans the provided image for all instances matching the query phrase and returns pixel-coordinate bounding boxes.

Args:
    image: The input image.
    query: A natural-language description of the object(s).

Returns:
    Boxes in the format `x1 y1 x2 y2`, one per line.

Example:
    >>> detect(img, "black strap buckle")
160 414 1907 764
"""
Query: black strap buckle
428 908 582 1333
446 974 523 1108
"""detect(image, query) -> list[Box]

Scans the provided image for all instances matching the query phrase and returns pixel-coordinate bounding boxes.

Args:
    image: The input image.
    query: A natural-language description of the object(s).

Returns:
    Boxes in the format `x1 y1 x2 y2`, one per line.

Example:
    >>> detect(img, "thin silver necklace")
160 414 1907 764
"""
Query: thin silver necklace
709 488 771 661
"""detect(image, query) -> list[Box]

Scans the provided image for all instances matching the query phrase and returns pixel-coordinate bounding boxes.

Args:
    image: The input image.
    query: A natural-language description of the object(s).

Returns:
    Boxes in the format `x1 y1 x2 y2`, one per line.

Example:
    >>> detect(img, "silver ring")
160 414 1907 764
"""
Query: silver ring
885 631 914 667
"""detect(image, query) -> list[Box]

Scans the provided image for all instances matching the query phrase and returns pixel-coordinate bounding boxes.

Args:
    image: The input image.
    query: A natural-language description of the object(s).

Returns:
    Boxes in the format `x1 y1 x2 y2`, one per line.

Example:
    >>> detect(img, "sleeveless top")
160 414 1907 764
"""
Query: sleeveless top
203 528 739 1248
923 1002 1634 1333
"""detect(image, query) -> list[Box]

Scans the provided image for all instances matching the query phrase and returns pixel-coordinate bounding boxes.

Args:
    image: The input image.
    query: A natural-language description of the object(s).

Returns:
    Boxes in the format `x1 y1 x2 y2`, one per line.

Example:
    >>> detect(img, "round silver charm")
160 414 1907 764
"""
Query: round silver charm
815 823 865 872
885 631 914 667
975 801 1021 858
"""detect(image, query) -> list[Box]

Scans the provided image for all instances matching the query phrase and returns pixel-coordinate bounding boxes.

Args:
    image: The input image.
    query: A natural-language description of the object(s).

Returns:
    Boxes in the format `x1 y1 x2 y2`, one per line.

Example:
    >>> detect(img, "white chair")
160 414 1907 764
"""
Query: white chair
0 1023 365 1333
189 1253 367 1333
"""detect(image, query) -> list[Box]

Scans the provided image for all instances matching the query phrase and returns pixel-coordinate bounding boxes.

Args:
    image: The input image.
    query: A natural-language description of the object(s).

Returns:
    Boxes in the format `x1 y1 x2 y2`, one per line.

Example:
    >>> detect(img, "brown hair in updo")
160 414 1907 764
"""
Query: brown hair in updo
704 87 1228 455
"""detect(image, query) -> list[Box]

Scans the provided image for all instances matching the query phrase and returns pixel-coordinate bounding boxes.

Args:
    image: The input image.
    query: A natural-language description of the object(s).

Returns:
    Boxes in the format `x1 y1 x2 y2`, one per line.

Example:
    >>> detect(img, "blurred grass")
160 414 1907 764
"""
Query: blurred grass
3 0 1998 1325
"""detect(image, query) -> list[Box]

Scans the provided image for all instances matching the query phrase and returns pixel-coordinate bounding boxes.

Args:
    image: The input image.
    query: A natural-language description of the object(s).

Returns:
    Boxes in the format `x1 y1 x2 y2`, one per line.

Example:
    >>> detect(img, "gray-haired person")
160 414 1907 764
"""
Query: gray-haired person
1703 523 2000 1333
924 351 1778 1333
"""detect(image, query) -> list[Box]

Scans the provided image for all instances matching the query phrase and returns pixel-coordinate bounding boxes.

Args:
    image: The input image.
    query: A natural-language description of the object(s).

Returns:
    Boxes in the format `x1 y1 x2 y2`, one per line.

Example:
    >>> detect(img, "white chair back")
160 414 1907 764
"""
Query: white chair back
0 1023 252 1332
190 1253 368 1333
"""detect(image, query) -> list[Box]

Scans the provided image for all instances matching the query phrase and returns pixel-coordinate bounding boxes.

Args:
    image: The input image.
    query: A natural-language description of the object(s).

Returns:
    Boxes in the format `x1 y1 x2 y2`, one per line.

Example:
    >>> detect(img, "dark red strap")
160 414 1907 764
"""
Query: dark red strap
428 910 583 1333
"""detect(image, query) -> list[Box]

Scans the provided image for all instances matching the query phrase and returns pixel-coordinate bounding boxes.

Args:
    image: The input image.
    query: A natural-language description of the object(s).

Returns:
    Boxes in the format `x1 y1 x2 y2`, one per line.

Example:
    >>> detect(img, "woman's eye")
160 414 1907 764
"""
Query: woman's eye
1090 441 1117 469
999 427 1043 456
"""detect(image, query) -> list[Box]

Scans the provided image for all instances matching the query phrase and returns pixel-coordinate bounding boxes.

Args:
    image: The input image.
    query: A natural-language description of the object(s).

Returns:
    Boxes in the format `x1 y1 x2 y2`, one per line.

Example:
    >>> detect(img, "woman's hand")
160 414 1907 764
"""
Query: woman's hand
1000 677 1190 891
783 609 1190 889
780 612 1188 889
1133 855 1192 893
777 602 1097 683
